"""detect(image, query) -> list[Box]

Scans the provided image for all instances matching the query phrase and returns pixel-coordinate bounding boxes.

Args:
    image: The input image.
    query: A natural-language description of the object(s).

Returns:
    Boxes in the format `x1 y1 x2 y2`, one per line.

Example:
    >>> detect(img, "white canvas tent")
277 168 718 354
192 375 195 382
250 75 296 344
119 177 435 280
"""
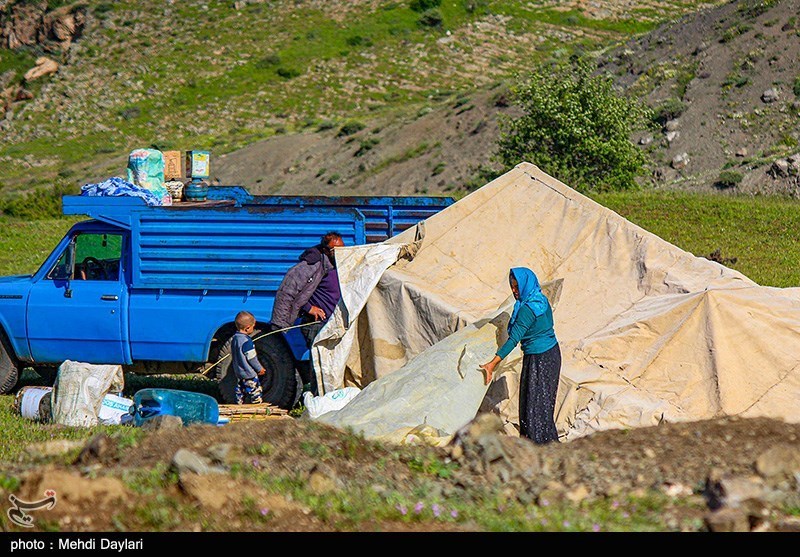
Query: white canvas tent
311 162 800 445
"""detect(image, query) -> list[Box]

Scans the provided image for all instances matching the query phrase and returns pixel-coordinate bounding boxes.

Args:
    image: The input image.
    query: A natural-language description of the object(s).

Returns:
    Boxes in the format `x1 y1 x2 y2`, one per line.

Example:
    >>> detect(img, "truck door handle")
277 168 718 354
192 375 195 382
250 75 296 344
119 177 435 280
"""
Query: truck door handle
101 295 119 301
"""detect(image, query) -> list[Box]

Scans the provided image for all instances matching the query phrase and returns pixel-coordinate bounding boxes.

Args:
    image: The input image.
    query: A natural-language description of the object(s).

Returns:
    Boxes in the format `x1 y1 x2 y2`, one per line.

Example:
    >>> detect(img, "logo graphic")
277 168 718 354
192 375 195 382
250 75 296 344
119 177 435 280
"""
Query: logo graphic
7 490 57 528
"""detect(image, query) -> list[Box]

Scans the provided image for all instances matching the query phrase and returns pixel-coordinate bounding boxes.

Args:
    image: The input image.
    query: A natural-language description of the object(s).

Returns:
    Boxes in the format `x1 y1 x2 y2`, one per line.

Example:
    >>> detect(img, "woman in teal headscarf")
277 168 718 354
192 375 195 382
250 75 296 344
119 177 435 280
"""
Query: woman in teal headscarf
480 267 561 444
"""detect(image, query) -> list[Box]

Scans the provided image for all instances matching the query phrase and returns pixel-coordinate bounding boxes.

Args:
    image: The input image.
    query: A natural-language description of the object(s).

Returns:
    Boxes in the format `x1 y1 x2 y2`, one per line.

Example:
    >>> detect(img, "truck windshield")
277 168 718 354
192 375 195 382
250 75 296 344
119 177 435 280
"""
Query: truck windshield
48 232 123 281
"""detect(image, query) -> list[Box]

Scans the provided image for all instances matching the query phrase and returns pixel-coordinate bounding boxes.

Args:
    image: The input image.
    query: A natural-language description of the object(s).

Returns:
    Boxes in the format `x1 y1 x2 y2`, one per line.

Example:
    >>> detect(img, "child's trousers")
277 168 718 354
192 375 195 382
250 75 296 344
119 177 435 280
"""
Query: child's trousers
236 377 263 404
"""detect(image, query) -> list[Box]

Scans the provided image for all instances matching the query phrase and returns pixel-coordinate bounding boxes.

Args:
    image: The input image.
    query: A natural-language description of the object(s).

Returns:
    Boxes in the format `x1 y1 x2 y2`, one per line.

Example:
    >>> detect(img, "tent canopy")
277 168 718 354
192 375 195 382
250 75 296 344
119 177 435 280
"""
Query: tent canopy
313 162 800 445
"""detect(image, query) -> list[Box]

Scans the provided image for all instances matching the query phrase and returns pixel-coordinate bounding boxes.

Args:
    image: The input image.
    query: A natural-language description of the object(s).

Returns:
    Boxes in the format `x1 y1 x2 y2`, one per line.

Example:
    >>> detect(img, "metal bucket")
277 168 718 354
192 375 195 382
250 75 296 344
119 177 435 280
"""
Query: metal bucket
14 386 53 422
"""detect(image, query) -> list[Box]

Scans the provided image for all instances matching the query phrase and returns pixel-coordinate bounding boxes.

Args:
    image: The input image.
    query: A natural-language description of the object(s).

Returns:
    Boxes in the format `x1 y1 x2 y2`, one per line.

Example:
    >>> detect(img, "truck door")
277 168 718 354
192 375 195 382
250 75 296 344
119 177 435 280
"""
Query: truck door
27 230 128 364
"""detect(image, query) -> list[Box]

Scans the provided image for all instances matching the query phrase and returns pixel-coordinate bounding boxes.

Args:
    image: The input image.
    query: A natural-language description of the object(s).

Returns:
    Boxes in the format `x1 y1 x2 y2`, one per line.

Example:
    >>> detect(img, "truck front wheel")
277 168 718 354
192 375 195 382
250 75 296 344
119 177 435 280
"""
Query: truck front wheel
215 328 298 410
0 330 20 394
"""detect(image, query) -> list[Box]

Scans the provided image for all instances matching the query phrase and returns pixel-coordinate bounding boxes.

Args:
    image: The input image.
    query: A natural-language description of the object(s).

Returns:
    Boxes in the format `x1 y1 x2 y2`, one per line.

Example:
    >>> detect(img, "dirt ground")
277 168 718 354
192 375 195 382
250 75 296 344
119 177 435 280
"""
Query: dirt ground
5 409 800 533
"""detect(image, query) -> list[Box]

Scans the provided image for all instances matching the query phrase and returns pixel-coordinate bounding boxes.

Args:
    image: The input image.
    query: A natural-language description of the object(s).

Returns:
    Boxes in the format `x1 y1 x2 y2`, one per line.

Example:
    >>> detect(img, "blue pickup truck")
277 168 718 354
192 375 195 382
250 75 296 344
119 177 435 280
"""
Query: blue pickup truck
0 187 453 409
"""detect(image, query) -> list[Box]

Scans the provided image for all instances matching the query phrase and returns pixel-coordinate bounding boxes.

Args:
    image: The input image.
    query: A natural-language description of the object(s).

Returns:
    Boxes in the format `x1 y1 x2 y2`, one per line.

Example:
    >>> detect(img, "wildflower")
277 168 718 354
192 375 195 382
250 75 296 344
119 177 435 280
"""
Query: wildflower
540 498 550 507
592 524 601 532
611 500 620 509
432 504 441 518
396 504 408 516
260 508 269 516
450 510 458 519
414 502 424 514
622 511 630 518
563 520 571 528
540 518 548 526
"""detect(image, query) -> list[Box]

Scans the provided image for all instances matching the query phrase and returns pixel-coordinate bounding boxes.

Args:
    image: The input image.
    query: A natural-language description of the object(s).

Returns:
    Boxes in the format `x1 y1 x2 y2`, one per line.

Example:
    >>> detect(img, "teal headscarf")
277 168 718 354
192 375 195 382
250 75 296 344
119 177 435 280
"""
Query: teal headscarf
509 267 550 330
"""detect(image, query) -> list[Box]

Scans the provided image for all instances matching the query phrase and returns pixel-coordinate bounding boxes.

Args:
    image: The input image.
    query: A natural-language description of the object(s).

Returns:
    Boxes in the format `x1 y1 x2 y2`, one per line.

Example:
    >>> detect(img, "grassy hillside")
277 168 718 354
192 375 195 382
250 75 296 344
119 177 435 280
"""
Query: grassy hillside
0 0 725 197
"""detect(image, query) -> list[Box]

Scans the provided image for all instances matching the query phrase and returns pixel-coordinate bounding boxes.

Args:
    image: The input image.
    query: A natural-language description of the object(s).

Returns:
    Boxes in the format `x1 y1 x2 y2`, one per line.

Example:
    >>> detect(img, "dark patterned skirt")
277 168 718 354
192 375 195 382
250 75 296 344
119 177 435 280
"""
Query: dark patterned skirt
519 342 562 444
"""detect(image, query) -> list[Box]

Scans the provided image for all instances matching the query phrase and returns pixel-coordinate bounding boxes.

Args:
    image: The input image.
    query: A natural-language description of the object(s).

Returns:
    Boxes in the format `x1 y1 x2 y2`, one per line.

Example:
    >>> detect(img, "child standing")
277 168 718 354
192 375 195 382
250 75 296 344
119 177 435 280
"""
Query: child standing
231 311 266 404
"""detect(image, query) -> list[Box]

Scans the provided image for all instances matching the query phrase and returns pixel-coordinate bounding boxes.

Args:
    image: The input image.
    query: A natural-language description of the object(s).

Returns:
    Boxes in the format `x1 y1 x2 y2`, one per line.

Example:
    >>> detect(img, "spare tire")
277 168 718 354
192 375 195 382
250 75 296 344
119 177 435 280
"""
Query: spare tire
0 330 20 394
215 328 298 410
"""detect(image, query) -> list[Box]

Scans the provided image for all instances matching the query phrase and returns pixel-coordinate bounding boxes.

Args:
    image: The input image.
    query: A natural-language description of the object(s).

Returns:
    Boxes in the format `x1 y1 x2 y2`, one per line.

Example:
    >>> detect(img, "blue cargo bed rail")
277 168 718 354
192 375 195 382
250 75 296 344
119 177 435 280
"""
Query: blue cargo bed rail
61 187 454 290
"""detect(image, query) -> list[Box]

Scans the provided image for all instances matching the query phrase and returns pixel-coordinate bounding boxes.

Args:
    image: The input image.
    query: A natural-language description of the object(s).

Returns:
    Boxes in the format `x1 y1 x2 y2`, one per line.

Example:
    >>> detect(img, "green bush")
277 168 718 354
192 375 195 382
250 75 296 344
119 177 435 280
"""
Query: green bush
793 76 800 98
714 170 744 189
276 67 301 79
255 53 281 69
417 9 443 28
738 0 778 18
720 23 752 43
496 56 654 193
346 35 373 47
354 138 380 157
652 98 686 126
409 0 441 12
337 120 366 137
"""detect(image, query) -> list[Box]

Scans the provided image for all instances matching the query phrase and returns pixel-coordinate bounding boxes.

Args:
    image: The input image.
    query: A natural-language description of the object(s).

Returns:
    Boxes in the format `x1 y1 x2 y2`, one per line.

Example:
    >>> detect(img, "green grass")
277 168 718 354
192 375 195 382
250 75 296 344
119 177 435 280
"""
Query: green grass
0 216 79 276
0 371 143 462
240 453 692 531
0 367 219 463
591 190 800 287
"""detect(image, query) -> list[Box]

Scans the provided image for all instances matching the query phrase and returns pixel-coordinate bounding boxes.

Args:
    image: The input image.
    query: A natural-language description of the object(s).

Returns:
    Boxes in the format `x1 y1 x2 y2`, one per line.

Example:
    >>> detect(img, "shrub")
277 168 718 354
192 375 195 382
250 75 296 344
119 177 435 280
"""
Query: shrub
793 76 800 98
652 98 686 126
715 170 744 189
738 0 778 18
355 138 380 157
255 53 281 69
276 67 301 79
346 35 373 47
337 121 366 137
410 0 441 12
417 9 443 28
496 55 654 193
720 23 752 43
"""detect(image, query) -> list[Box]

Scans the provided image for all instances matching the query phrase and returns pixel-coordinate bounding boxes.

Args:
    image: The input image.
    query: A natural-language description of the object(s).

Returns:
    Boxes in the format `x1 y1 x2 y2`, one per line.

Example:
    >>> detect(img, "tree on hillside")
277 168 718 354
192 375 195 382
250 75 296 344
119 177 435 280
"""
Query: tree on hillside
496 55 654 193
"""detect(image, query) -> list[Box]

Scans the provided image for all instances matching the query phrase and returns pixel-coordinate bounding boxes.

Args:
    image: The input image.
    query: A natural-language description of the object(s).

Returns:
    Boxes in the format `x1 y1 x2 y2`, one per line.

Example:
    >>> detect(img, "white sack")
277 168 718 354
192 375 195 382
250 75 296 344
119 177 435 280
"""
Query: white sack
51 360 125 427
302 387 361 419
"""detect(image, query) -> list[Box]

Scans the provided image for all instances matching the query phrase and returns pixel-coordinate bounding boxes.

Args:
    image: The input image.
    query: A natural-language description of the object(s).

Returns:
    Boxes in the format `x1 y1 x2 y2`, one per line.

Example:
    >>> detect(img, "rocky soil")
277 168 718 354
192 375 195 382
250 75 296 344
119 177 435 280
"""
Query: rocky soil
3 412 800 533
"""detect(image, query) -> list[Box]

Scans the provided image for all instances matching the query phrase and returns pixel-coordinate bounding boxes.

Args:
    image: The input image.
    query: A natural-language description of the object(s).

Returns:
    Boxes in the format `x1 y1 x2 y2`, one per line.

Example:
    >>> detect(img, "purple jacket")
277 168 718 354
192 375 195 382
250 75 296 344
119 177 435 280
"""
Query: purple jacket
270 245 335 329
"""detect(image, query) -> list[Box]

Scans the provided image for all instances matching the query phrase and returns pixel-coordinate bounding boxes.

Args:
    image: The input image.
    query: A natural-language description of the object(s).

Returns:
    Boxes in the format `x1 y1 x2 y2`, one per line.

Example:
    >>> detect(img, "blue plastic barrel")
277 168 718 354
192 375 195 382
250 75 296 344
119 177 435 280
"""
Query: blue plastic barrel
131 388 219 427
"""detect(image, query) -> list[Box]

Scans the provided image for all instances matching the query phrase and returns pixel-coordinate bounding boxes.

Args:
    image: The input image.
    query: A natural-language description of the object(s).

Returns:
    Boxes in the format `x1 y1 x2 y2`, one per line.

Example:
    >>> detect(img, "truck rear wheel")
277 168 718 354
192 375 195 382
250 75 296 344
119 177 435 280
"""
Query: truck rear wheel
215 328 298 410
0 330 20 394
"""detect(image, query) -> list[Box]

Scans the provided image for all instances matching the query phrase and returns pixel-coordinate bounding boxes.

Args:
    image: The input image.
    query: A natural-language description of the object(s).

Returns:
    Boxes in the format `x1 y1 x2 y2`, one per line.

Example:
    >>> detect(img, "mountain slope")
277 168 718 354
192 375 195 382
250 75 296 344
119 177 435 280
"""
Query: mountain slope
211 0 800 198
599 0 800 195
0 0 729 199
